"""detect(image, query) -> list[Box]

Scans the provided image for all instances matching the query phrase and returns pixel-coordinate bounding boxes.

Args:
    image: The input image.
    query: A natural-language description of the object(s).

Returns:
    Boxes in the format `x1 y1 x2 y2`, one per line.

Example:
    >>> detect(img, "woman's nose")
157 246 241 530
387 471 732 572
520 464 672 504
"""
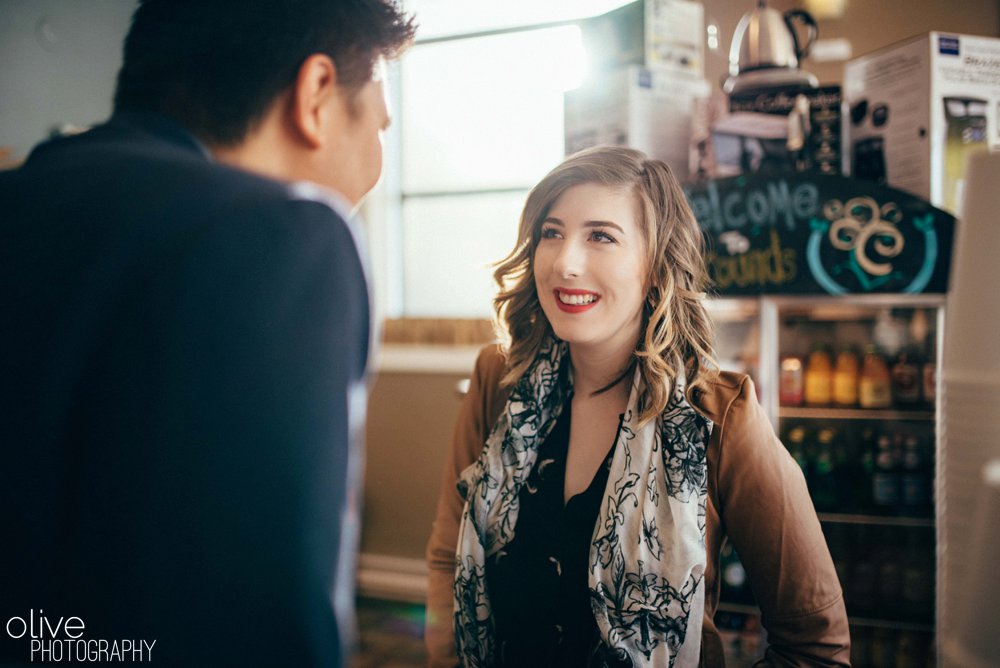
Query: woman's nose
553 238 583 278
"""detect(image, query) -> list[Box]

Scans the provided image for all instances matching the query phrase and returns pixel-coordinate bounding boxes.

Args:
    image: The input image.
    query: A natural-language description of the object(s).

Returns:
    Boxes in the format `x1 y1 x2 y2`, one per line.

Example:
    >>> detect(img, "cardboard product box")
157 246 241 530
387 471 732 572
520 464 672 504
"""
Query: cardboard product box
645 0 705 78
721 86 843 177
844 32 1000 215
564 65 709 182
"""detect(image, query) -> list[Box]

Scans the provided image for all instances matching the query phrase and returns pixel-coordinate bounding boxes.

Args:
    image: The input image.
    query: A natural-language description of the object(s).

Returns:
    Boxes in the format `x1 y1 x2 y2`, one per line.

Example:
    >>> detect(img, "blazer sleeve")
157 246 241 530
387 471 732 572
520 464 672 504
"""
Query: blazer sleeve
425 345 506 668
713 377 851 667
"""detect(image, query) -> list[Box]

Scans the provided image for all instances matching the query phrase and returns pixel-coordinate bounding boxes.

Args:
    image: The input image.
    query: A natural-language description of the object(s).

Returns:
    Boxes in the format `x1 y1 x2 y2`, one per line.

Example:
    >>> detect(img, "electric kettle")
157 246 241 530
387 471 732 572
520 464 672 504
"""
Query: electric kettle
724 1 819 94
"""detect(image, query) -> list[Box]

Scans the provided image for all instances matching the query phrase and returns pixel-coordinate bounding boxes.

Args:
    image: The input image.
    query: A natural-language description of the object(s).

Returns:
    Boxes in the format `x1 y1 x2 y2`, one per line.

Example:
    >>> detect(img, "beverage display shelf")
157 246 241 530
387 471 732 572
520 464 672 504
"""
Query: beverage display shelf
779 406 934 421
844 616 934 634
716 602 934 634
816 512 934 528
715 602 760 616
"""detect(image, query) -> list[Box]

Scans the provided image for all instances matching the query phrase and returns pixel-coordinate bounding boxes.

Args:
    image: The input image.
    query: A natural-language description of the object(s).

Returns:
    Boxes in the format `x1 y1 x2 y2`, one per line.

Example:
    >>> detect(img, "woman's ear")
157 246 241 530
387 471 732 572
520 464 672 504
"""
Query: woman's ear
289 53 342 149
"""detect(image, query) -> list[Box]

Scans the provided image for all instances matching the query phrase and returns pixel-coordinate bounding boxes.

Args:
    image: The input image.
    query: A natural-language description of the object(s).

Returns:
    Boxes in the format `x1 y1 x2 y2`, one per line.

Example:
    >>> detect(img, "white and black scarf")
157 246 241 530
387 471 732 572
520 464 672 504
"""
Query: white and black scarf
453 337 712 667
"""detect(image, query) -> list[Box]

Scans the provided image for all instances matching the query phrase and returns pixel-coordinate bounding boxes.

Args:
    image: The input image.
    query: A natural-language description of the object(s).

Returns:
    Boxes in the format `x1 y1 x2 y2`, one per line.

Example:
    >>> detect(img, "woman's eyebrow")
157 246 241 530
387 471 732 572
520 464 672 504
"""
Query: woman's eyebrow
541 217 625 233
541 216 625 234
584 220 625 233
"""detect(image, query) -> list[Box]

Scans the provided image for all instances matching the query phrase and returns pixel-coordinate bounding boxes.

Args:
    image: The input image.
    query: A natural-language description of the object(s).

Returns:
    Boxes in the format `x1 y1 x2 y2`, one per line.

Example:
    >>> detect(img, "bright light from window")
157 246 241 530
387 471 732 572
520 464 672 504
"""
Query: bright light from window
561 28 588 92
394 24 589 317
403 0 634 40
401 192 524 317
400 25 582 193
386 4 627 318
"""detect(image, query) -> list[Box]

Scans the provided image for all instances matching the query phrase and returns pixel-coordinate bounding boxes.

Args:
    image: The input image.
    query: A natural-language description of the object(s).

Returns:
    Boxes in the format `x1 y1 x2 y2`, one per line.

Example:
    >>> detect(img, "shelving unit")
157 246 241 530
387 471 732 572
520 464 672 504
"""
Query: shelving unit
708 295 944 667
847 617 934 634
816 513 934 528
716 602 936 634
779 407 934 421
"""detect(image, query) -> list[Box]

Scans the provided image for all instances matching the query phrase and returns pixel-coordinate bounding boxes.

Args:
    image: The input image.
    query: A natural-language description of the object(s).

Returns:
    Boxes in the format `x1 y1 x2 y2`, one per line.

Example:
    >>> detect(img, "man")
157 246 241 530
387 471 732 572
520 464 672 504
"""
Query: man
0 1 414 665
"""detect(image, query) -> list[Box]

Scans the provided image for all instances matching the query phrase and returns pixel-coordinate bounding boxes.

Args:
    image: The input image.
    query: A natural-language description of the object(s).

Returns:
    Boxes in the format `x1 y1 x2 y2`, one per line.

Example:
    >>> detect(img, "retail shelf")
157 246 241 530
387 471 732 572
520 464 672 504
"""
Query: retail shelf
705 298 760 322
766 294 946 317
716 602 761 616
717 602 934 634
779 406 935 421
846 616 934 633
817 513 935 528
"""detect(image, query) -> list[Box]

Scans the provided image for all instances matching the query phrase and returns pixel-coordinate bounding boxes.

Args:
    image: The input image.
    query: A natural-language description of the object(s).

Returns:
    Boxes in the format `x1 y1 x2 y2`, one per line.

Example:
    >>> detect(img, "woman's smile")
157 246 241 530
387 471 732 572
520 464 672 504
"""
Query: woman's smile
554 288 601 312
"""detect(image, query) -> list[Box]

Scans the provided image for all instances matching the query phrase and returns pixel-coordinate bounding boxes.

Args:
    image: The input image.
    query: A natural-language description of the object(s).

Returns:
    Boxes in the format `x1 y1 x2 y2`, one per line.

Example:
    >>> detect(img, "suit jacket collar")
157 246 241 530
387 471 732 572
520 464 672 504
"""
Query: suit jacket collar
108 110 214 160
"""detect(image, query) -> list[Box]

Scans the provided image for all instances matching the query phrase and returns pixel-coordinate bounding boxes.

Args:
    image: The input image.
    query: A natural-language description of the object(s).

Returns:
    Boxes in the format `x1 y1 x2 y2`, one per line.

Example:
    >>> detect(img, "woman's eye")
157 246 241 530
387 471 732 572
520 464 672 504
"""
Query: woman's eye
591 230 617 244
540 227 561 239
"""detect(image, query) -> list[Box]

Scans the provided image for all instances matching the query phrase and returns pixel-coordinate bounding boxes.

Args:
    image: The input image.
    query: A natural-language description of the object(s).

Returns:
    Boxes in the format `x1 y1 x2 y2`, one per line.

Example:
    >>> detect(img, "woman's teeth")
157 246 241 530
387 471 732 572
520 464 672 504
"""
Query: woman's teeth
558 292 598 305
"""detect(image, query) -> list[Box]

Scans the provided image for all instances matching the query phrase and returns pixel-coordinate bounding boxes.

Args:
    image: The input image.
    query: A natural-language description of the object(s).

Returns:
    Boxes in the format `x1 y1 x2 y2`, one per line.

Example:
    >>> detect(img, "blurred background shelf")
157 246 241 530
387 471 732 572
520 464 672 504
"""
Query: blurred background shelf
717 602 934 634
779 407 935 421
816 512 934 528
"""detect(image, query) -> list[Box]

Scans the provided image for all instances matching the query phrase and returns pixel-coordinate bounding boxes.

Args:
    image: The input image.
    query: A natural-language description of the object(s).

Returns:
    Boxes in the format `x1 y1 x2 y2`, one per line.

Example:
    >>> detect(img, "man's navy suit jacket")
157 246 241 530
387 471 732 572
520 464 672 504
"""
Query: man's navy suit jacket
0 111 370 666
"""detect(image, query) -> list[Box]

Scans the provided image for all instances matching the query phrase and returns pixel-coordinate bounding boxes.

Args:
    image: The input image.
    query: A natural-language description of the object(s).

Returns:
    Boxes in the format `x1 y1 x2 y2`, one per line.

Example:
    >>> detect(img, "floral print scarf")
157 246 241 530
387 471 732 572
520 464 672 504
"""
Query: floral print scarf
453 337 713 667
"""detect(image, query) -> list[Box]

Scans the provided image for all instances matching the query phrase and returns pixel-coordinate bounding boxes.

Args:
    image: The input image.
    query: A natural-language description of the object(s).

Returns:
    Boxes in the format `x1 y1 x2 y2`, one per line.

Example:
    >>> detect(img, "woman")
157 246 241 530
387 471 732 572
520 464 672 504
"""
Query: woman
426 147 849 667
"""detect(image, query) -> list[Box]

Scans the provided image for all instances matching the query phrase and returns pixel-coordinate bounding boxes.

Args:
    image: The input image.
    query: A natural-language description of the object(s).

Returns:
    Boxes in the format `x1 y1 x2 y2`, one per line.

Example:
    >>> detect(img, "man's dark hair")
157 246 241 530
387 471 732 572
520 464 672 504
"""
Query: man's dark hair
114 0 416 146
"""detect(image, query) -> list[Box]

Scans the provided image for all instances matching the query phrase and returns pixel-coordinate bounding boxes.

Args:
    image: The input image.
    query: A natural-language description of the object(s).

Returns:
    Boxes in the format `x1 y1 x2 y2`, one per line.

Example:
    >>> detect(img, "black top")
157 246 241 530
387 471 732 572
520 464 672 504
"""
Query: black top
0 112 369 666
486 399 622 667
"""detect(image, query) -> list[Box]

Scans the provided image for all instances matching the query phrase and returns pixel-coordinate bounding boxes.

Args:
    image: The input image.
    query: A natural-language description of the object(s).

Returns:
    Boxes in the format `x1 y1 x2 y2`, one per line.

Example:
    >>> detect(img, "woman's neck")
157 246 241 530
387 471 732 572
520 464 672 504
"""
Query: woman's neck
569 343 634 398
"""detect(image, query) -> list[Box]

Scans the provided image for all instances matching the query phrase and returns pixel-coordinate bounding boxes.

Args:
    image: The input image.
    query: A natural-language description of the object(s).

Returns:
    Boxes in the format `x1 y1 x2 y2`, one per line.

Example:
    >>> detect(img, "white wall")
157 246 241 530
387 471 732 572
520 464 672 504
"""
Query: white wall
0 0 137 159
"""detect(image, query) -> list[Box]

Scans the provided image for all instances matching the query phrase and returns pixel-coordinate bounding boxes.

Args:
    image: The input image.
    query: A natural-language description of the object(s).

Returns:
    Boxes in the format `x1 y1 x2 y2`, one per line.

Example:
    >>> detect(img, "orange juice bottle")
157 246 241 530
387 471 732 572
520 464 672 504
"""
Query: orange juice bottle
804 345 833 406
859 345 892 409
833 346 860 407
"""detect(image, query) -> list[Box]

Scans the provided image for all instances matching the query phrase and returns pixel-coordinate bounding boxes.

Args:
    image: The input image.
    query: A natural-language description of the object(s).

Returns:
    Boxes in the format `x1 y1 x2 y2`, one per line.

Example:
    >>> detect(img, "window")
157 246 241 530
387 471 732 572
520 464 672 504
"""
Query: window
373 2 633 320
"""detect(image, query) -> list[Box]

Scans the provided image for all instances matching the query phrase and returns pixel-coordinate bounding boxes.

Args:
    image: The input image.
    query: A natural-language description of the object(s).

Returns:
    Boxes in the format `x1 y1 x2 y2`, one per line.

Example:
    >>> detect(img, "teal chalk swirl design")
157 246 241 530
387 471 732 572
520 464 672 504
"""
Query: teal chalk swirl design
806 207 940 295
904 214 938 294
807 218 847 295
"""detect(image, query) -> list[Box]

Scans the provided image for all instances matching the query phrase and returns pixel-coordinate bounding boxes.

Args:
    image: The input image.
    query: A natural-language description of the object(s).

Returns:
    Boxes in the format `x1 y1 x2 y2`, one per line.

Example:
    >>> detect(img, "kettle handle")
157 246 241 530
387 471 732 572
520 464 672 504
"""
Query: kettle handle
784 9 818 60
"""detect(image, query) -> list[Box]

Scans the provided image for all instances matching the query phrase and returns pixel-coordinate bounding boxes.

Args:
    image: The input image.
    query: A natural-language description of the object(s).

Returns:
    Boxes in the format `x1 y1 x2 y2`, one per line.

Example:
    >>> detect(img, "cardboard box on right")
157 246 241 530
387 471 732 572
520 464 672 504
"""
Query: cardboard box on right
844 32 1000 216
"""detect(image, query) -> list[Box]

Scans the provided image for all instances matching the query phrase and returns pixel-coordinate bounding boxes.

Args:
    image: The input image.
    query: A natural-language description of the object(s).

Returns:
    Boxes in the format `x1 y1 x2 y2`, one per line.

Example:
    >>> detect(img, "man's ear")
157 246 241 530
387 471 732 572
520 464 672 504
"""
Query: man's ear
289 53 343 149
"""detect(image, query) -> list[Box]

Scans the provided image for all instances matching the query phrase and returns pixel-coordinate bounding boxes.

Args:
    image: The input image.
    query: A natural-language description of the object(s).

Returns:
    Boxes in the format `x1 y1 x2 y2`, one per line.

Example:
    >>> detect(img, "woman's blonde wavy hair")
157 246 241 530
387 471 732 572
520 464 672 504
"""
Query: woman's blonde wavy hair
493 146 718 425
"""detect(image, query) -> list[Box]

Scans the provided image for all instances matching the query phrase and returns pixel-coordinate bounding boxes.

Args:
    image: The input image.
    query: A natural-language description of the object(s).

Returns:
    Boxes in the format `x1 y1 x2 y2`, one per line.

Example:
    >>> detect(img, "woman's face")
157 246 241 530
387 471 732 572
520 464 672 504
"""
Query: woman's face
533 182 649 355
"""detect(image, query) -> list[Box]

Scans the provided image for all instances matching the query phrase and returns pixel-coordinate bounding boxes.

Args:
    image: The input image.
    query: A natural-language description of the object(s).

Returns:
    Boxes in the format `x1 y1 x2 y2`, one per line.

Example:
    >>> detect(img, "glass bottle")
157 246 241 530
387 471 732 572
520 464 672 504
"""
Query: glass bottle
804 345 833 406
853 426 878 513
850 625 872 668
779 356 804 406
859 344 892 409
900 530 935 621
848 525 877 615
784 424 811 484
875 527 903 617
891 347 923 406
871 628 897 668
872 434 901 511
812 427 838 512
896 632 921 668
825 524 851 587
922 350 937 407
900 434 932 514
833 346 860 407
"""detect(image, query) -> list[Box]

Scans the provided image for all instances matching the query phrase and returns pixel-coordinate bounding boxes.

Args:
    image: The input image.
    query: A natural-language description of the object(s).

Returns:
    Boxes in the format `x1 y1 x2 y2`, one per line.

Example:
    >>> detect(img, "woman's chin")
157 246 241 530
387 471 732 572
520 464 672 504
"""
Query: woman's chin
549 327 598 349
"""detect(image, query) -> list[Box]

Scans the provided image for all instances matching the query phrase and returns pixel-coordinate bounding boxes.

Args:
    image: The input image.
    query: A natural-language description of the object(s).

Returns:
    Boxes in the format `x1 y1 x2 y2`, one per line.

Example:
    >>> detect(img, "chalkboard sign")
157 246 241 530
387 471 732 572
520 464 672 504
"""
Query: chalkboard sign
683 172 956 296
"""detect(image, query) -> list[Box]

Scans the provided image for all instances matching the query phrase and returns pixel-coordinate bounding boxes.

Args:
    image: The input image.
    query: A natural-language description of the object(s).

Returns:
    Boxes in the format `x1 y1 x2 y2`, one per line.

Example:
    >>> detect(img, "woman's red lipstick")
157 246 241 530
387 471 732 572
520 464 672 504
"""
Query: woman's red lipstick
553 288 600 313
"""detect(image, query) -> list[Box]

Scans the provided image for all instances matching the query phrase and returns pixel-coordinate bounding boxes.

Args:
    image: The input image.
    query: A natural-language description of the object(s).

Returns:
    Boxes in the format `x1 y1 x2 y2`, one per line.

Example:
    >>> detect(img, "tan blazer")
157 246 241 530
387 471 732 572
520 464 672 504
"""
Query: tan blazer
426 345 851 667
